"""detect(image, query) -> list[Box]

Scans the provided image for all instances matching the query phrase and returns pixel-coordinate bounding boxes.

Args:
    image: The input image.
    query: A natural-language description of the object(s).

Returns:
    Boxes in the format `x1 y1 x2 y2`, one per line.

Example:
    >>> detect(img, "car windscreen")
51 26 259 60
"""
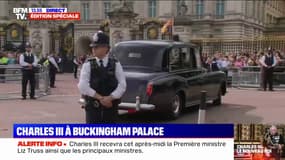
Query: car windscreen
113 44 166 69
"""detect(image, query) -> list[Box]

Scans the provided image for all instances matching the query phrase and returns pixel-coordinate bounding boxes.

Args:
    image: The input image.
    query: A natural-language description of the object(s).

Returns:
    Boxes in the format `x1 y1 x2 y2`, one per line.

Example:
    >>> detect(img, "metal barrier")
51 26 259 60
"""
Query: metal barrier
229 66 285 88
0 64 50 100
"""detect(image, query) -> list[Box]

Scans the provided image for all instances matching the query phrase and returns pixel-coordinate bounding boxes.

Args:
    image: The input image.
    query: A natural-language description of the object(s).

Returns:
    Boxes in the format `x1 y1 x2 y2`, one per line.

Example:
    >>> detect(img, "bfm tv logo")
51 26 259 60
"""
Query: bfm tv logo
13 8 29 20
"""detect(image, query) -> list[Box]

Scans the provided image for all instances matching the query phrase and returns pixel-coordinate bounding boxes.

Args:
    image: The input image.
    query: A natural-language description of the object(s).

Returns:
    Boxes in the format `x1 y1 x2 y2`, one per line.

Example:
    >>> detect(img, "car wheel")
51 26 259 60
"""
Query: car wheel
168 93 182 119
213 90 222 105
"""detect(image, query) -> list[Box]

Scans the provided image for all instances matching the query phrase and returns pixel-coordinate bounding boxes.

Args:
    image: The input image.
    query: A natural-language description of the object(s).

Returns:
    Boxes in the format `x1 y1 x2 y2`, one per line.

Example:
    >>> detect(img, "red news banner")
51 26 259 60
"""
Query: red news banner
28 13 80 20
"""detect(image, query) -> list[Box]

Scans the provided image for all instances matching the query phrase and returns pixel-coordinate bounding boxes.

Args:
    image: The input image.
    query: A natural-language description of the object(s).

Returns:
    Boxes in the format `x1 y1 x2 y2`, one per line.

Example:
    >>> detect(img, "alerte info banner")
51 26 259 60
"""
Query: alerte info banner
0 124 234 160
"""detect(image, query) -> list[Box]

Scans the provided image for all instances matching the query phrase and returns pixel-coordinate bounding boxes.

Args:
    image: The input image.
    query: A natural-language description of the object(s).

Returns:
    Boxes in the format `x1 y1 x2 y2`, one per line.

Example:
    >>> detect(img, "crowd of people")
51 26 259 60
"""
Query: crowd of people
201 48 285 91
0 48 65 87
0 50 21 65
201 49 285 71
0 50 65 66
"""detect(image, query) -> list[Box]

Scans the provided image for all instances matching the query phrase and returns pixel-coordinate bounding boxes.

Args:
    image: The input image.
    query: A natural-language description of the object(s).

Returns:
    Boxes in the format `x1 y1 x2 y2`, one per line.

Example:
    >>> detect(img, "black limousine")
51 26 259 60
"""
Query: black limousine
112 40 227 119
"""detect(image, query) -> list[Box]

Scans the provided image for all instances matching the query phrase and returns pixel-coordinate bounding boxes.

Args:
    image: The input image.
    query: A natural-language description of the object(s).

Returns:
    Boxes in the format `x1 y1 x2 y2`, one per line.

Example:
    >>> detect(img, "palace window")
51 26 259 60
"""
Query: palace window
104 0 111 18
216 0 224 18
252 0 256 18
196 0 204 18
82 3 90 22
148 0 157 17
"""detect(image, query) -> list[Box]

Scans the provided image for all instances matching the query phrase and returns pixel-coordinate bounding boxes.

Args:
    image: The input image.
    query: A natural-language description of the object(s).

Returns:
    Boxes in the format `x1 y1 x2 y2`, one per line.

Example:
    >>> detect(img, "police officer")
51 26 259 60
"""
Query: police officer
19 42 38 100
78 31 126 123
0 51 9 83
259 48 277 91
263 125 284 160
48 53 60 88
73 55 79 79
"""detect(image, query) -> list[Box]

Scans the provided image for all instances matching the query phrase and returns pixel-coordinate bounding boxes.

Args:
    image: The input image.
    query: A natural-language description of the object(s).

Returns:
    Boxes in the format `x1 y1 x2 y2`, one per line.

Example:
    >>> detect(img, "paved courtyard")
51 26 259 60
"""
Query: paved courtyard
1 74 285 138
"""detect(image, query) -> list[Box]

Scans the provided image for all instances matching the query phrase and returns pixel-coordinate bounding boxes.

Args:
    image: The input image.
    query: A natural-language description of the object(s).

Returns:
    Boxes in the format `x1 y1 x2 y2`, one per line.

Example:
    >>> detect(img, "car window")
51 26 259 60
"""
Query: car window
113 44 166 70
169 47 197 71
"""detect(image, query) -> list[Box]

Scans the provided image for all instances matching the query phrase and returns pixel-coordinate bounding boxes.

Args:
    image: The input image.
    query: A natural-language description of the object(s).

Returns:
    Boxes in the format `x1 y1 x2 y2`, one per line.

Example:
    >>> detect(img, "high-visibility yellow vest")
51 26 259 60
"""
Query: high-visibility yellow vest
43 59 49 66
0 57 8 64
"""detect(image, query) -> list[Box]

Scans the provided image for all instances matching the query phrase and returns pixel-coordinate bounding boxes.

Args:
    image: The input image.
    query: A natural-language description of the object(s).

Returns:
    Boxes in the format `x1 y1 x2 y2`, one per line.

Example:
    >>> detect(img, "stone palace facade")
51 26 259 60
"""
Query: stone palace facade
0 0 284 58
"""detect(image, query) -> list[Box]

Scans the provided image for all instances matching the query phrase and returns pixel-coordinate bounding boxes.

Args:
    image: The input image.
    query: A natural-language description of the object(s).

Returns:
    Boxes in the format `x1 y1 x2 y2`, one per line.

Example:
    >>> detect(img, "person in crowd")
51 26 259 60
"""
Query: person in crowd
216 53 223 68
204 54 220 72
0 51 9 83
256 52 265 90
0 52 8 65
19 42 38 100
38 54 48 65
80 55 87 63
201 53 208 68
7 51 15 64
210 57 220 71
15 51 21 64
247 54 257 66
218 56 231 76
73 55 80 79
228 54 236 67
48 53 60 88
234 57 244 68
56 54 63 73
78 31 126 123
259 48 277 91
275 51 283 66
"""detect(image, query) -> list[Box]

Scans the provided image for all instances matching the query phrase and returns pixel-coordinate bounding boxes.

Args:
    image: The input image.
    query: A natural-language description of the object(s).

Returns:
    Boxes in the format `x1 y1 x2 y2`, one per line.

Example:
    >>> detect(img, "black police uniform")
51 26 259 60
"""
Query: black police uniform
207 58 219 72
263 54 275 91
48 56 58 88
21 53 36 99
73 56 79 79
84 57 120 123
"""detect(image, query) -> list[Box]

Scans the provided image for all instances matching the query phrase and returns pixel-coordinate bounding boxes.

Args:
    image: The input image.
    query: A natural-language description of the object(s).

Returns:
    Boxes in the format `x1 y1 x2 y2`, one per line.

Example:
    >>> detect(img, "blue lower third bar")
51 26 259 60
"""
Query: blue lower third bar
13 124 234 138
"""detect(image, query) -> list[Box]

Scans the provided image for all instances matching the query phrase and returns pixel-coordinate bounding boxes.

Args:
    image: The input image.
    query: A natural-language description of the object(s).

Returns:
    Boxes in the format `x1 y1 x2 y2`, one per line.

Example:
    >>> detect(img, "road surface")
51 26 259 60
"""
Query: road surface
0 74 285 137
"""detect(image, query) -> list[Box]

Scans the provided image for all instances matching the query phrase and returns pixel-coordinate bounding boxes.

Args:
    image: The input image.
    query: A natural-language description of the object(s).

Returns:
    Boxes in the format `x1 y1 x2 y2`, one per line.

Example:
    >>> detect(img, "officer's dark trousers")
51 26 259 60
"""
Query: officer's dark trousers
22 70 35 98
263 67 274 91
74 64 78 79
49 69 56 87
260 67 264 89
85 103 118 123
0 68 5 83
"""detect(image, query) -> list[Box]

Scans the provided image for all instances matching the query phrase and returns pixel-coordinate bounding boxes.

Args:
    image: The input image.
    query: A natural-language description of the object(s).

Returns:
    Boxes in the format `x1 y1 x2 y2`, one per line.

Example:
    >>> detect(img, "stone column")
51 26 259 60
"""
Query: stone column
42 29 50 55
27 20 62 56
173 25 192 42
0 1 8 19
173 16 192 42
108 2 138 47
29 29 42 56
29 28 51 56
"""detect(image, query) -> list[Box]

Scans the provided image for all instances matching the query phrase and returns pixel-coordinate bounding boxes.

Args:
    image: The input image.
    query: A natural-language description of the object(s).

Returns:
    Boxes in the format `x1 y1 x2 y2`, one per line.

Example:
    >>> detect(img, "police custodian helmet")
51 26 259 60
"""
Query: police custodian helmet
90 31 110 48
25 42 32 48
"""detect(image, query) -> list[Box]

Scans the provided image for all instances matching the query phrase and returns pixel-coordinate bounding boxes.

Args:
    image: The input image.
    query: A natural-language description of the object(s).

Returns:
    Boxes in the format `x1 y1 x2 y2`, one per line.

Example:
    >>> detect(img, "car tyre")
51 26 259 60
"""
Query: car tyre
167 93 182 119
213 90 222 105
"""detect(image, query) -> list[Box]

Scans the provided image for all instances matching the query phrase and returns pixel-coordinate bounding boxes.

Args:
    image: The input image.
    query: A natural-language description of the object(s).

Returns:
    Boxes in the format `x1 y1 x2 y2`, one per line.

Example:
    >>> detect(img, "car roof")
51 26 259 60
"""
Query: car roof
116 40 197 47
